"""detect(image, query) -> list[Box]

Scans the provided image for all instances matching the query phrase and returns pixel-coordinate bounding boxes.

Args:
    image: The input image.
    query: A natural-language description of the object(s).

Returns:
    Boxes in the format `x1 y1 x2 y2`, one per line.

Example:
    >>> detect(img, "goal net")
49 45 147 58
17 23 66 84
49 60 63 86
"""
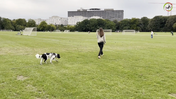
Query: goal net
122 30 135 34
23 27 37 36
64 30 70 32
96 29 112 35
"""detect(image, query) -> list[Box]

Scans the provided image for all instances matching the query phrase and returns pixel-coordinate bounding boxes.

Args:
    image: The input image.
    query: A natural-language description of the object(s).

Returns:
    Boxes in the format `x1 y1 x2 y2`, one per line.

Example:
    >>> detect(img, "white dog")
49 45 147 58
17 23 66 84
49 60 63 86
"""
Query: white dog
35 53 60 65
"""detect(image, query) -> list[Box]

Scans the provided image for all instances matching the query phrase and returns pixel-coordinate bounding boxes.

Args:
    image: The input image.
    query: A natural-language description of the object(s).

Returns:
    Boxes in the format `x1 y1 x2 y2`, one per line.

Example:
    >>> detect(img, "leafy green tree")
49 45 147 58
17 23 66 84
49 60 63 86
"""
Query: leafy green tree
38 21 47 31
130 18 141 31
89 19 98 32
47 24 56 31
0 17 2 30
165 15 176 31
57 24 66 31
27 19 36 27
15 18 27 26
66 25 75 32
140 17 150 32
113 20 119 31
173 23 176 32
16 25 25 31
97 19 106 28
2 18 14 30
104 19 116 31
148 16 167 32
119 19 131 30
81 19 90 31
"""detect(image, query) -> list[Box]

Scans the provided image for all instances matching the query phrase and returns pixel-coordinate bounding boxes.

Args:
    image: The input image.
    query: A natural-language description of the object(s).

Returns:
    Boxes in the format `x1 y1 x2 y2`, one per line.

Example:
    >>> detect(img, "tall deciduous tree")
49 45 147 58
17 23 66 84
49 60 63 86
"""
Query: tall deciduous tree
15 19 27 26
38 21 47 31
165 15 176 31
27 19 36 27
113 20 119 31
47 24 56 31
172 23 176 32
140 17 150 32
119 19 131 30
148 16 167 32
2 18 14 30
0 17 2 30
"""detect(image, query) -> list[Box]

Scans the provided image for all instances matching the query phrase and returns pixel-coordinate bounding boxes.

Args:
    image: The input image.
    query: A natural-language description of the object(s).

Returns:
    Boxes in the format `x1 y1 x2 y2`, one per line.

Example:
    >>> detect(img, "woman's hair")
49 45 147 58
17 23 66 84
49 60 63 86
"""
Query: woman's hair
98 28 104 37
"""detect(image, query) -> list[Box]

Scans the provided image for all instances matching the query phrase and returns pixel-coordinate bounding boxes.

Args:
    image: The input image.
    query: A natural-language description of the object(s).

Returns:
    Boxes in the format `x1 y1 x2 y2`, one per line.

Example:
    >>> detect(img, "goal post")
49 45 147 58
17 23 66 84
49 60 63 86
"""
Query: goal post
23 27 37 36
96 29 112 35
122 30 136 34
64 30 70 32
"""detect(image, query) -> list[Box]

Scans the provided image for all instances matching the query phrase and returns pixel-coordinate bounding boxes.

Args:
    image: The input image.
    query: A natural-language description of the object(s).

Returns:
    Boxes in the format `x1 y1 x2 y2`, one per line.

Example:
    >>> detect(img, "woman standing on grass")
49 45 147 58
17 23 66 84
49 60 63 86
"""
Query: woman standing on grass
97 28 106 59
151 31 153 38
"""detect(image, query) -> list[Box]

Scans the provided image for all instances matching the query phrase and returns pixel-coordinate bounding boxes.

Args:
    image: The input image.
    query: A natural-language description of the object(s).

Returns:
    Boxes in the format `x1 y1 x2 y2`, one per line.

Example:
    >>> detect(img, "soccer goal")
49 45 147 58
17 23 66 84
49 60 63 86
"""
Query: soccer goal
23 27 37 36
122 30 136 34
64 30 70 32
96 29 112 35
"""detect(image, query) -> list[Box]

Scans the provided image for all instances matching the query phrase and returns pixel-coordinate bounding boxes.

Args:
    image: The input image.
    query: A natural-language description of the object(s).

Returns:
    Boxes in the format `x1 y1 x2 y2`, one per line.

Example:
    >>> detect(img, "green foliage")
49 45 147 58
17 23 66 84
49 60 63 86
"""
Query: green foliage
165 15 176 31
140 17 150 32
15 25 25 31
66 25 75 32
172 23 176 31
47 24 56 31
113 20 119 31
0 17 2 30
1 15 176 32
119 19 131 30
104 19 116 31
2 18 15 30
130 18 141 31
148 16 168 32
38 21 47 31
56 24 66 31
75 19 115 32
27 19 36 27
13 18 27 31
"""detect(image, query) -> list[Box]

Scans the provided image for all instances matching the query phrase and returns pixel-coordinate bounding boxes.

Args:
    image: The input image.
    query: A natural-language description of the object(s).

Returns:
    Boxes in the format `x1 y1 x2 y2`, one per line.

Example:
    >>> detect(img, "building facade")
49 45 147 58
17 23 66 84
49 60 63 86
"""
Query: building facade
68 8 124 25
34 16 68 25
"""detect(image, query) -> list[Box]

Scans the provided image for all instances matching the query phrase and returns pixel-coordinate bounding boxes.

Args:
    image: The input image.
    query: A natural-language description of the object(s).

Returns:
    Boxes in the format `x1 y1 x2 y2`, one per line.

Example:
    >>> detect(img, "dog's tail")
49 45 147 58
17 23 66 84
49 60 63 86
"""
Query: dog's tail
35 54 41 59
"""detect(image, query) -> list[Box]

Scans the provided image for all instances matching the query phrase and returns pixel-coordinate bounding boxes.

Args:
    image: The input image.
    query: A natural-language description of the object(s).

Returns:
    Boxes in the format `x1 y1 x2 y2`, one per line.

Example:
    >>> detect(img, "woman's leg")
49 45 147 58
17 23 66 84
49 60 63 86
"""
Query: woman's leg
98 42 104 56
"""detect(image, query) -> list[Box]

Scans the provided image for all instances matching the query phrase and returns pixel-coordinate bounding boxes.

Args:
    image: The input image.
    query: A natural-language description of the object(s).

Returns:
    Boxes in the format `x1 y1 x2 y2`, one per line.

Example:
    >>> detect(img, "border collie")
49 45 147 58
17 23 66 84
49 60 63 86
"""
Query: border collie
35 53 60 65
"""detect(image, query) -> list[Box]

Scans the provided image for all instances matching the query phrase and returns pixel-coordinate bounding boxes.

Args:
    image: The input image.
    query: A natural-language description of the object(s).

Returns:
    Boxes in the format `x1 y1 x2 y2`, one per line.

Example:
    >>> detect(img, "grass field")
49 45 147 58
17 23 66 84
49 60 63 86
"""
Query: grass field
0 31 176 99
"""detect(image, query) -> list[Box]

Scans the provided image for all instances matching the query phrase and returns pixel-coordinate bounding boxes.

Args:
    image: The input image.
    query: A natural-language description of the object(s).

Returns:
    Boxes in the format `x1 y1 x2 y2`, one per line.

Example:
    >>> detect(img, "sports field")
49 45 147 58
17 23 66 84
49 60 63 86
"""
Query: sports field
0 31 176 99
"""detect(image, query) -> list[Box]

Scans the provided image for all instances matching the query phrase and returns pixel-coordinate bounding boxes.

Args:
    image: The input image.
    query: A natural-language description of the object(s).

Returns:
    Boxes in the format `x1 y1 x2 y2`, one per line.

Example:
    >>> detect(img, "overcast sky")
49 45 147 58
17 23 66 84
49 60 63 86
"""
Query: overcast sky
0 0 176 20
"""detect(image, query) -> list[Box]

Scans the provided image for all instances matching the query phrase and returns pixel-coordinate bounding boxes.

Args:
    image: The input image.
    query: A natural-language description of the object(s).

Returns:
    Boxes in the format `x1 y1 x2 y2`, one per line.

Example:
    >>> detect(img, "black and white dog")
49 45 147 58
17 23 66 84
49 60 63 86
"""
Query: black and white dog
35 53 60 65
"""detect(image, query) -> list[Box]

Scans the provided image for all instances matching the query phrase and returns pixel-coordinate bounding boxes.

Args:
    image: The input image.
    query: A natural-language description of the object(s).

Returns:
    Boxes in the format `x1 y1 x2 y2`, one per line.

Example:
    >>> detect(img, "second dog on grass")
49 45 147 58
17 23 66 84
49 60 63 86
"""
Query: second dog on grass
35 53 60 65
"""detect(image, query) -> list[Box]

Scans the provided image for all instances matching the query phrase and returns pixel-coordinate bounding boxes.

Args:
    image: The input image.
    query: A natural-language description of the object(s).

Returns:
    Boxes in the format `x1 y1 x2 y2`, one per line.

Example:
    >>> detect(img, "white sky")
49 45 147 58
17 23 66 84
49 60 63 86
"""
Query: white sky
0 0 176 20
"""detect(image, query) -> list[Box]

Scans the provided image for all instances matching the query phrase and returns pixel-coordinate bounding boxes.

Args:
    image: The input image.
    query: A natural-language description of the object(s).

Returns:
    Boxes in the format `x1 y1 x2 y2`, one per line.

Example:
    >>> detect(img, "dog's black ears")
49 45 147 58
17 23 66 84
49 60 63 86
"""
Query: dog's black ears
57 54 60 58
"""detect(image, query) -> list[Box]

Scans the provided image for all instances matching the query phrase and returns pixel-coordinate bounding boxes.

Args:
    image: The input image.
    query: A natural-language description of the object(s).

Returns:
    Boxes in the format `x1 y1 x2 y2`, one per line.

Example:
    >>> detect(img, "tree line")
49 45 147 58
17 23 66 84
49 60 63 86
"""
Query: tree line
0 15 176 32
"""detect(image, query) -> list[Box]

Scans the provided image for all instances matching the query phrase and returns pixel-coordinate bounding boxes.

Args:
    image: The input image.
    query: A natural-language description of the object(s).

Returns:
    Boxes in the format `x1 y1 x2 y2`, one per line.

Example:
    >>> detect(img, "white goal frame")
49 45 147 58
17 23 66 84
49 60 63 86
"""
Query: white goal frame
23 27 37 36
64 30 70 32
122 30 135 34
96 29 112 35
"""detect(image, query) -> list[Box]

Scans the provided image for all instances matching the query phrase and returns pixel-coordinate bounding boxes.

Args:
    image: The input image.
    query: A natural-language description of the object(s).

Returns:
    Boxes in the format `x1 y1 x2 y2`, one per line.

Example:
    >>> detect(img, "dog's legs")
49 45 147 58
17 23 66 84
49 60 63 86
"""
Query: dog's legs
44 59 47 64
54 58 58 62
40 58 43 65
50 56 56 63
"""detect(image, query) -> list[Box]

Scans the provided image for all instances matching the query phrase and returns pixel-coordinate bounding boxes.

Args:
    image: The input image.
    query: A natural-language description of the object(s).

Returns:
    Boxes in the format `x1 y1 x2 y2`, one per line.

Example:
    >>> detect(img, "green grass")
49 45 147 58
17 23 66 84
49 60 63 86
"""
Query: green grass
0 31 176 99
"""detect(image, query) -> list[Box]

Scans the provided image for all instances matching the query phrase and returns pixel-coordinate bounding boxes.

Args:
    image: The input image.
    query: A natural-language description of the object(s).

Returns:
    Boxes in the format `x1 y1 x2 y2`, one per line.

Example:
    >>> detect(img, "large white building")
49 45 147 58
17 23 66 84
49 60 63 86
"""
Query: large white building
68 16 102 25
34 18 45 25
34 8 123 26
34 16 68 25
68 8 124 25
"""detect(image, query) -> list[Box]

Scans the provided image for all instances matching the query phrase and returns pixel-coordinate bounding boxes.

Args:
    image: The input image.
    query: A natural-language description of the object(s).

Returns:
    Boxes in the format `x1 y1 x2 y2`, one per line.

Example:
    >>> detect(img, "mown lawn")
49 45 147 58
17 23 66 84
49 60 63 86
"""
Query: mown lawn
0 31 176 99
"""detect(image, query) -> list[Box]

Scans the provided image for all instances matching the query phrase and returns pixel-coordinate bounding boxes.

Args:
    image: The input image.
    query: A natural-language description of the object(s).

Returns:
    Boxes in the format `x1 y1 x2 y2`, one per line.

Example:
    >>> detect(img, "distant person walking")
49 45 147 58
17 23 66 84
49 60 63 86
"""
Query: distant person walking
96 28 106 59
171 31 174 36
151 31 154 38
